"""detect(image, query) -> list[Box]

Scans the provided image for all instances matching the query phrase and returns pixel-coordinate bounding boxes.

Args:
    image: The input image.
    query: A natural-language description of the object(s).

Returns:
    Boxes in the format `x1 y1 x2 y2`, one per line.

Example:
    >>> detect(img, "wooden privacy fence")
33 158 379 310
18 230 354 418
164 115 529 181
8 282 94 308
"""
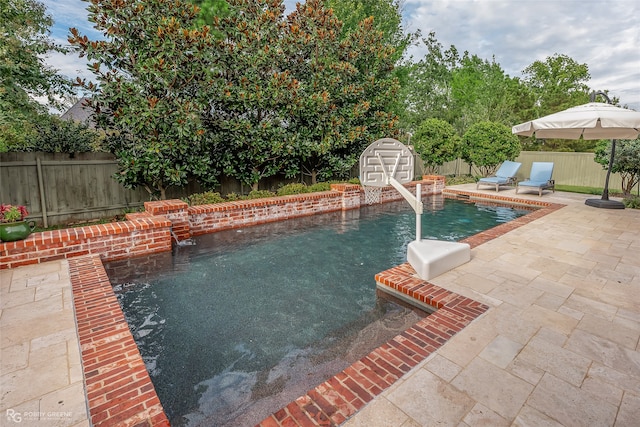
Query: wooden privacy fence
0 151 634 227
1 152 150 227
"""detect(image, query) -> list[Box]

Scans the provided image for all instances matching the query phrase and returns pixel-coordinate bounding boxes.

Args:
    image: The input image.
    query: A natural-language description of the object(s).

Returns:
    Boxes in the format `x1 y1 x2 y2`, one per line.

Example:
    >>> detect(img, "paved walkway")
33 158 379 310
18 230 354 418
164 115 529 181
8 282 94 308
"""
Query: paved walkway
1 260 89 427
1 186 639 426
344 186 640 426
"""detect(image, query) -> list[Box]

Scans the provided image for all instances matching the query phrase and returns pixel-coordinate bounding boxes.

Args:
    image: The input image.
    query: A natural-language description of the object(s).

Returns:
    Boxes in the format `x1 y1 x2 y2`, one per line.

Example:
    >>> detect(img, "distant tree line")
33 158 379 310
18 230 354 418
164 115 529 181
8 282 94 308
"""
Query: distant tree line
2 0 636 199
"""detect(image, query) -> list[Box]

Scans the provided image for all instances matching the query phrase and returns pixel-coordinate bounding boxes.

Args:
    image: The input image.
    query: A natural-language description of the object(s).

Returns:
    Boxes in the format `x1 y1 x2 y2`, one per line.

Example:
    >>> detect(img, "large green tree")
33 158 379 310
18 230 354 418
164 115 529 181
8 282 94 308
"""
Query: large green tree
397 32 460 132
0 0 72 150
69 0 216 199
283 0 400 183
450 53 533 134
203 0 297 190
522 54 591 117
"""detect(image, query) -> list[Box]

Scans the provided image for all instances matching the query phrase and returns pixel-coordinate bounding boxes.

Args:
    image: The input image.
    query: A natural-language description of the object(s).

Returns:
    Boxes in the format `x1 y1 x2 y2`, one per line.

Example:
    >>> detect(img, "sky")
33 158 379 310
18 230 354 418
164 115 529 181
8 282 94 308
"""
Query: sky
42 0 640 111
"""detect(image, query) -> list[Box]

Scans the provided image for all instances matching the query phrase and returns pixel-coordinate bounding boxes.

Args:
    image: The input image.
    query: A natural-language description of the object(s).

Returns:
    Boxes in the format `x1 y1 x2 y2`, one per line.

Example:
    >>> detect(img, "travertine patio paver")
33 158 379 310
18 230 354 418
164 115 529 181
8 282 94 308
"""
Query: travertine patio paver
0 260 89 427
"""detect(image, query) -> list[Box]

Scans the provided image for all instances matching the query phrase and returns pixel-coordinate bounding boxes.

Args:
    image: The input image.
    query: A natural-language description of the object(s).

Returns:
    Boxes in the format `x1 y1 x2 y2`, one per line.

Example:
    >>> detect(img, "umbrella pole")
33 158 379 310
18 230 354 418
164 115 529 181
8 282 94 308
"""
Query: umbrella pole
601 139 616 201
585 138 624 209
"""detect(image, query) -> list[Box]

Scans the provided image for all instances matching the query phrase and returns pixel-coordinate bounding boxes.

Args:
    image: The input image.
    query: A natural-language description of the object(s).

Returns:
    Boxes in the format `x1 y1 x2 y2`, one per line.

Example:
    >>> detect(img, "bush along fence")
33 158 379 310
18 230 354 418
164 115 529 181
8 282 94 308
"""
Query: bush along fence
0 178 443 269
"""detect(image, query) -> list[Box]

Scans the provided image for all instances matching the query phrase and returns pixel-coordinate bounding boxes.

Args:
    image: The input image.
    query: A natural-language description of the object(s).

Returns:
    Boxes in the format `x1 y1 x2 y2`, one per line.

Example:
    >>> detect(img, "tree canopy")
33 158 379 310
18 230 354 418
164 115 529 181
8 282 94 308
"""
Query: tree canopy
0 0 73 150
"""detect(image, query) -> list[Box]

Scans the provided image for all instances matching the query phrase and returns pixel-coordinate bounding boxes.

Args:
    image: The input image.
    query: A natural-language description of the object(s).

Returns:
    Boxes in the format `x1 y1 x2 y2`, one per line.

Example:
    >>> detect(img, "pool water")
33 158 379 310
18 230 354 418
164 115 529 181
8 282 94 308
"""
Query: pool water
106 197 531 426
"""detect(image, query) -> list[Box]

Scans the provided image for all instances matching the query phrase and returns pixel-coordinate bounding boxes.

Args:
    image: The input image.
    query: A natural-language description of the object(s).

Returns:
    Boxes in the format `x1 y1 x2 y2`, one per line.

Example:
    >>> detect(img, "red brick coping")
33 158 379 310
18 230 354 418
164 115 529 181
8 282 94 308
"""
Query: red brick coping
69 255 169 427
62 187 563 427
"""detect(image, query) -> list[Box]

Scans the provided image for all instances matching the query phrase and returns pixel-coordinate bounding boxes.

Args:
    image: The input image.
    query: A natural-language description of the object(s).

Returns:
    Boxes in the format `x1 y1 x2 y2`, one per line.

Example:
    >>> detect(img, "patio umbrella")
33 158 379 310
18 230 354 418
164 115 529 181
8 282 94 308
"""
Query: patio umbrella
512 94 640 209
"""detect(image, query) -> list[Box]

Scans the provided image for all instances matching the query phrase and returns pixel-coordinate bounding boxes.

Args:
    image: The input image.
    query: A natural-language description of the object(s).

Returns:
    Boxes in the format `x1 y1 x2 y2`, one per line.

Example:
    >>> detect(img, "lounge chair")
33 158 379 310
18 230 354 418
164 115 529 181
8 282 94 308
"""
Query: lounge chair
516 162 555 196
476 160 522 191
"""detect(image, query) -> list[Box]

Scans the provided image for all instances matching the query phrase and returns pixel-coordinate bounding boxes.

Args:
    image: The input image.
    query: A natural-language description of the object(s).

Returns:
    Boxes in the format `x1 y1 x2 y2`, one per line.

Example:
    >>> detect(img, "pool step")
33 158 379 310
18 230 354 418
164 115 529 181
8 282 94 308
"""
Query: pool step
407 239 471 280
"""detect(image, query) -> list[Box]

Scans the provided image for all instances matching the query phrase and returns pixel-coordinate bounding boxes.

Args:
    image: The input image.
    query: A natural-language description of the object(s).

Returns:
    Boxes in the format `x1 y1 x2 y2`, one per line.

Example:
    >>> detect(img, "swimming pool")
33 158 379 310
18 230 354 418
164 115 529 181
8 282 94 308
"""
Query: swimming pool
106 196 531 426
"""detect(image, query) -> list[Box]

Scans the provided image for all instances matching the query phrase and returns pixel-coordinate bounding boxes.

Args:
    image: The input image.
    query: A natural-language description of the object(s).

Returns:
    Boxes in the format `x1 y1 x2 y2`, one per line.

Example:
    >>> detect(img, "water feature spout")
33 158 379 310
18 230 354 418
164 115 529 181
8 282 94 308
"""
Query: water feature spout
170 229 196 246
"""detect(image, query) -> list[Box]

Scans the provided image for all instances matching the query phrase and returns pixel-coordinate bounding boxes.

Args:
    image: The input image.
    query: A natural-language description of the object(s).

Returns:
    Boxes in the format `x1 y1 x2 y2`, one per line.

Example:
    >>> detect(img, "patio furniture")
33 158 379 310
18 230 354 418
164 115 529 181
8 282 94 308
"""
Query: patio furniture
476 160 522 191
516 162 555 196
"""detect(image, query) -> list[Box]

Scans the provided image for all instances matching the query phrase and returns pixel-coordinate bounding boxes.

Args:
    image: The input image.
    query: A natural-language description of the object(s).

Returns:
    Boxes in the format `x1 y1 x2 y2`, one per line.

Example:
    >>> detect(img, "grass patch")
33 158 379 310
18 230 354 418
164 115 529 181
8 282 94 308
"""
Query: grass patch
445 175 476 185
554 184 624 196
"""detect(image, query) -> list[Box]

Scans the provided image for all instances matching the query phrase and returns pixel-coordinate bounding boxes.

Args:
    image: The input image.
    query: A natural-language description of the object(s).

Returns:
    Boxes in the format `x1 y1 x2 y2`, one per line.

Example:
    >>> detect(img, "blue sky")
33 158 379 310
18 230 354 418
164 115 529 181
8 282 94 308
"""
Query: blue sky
42 0 640 110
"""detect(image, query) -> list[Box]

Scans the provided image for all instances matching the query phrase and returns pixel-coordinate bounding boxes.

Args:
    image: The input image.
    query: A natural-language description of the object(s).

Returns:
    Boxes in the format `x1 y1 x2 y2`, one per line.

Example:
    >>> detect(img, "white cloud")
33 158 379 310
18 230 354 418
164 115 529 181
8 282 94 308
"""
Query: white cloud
41 0 640 110
403 0 640 109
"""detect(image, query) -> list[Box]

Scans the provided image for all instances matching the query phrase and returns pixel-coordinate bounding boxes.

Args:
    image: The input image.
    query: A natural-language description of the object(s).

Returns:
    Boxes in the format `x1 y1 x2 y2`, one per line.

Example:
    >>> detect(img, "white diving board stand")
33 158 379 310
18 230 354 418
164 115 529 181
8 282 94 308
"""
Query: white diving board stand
359 138 470 281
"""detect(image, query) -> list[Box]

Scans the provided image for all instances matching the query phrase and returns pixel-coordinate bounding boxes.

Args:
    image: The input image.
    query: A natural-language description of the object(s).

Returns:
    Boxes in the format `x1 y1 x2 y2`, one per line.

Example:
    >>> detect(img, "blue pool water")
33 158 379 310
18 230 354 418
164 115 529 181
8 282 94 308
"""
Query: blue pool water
106 196 531 426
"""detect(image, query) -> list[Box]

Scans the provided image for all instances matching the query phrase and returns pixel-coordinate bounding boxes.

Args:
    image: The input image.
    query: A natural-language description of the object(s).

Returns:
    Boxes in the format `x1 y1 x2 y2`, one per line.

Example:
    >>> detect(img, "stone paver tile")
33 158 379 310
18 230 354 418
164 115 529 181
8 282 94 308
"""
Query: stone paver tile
342 397 408 427
491 266 542 287
26 272 62 288
39 382 91 427
616 307 640 324
559 271 605 292
423 353 462 382
580 372 623 406
557 305 584 321
520 304 579 336
577 313 640 350
0 342 28 373
507 358 545 386
487 282 544 309
479 335 523 369
515 335 590 387
436 315 498 367
450 272 502 294
1 310 75 349
0 296 65 326
534 292 566 311
529 258 573 281
387 369 475 425
463 402 509 427
513 405 565 427
534 327 568 347
615 392 640 427
0 355 70 411
586 363 640 396
4 383 88 427
451 357 534 420
0 287 35 310
565 329 640 377
529 276 574 298
528 373 618 427
480 303 538 345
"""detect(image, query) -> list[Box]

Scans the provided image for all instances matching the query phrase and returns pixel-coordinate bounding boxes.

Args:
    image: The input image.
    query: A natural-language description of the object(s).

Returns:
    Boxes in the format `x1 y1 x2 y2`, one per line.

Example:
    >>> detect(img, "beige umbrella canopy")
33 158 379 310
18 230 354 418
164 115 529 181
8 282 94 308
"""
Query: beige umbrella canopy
512 96 640 209
512 102 640 140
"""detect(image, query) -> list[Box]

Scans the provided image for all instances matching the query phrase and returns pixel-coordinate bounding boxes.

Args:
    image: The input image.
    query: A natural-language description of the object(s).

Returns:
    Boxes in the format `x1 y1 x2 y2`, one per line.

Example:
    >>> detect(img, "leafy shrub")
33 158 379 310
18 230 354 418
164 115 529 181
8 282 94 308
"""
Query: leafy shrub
225 192 241 201
23 117 104 153
247 190 276 199
277 183 310 196
184 191 225 206
623 195 640 209
308 182 332 192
